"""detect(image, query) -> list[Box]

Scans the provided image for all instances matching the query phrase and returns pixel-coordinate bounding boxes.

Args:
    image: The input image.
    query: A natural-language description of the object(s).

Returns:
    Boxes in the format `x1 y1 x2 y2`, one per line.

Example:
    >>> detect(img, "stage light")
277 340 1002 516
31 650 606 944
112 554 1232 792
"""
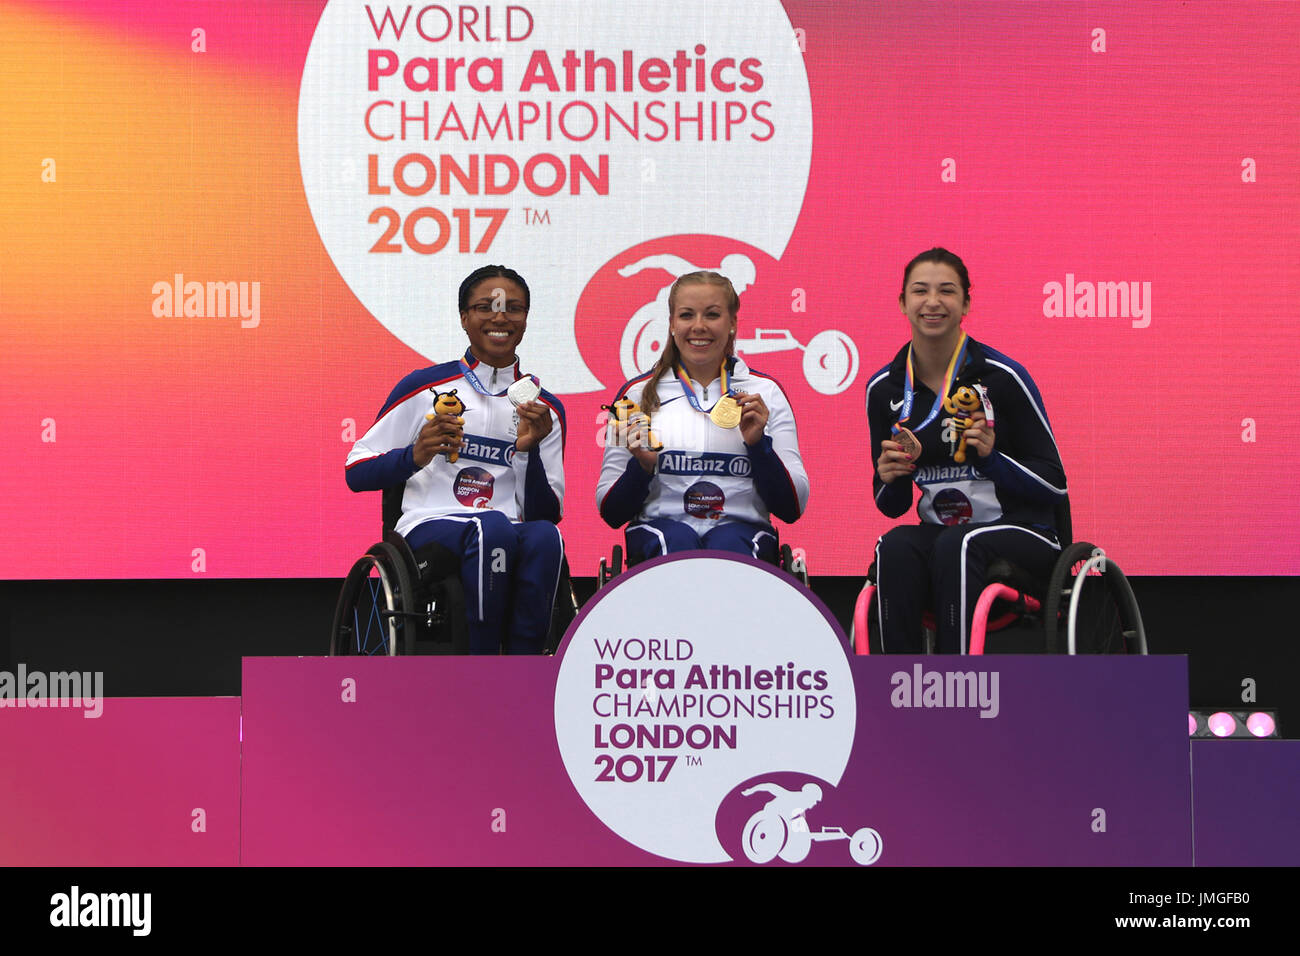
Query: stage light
1188 709 1280 739
1246 712 1276 738
1208 712 1236 737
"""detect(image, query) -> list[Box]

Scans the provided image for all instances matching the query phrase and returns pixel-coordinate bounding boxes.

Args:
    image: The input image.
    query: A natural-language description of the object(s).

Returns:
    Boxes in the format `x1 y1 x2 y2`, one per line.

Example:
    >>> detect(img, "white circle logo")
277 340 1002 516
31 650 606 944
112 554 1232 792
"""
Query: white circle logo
298 1 812 393
553 555 855 863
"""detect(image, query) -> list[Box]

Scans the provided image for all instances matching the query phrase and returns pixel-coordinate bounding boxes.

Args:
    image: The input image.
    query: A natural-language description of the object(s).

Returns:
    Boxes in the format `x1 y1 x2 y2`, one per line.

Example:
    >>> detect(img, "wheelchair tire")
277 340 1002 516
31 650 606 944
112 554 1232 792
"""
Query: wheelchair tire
1043 543 1146 655
779 544 810 588
543 561 580 655
598 545 623 589
741 812 787 864
849 827 883 866
330 542 415 656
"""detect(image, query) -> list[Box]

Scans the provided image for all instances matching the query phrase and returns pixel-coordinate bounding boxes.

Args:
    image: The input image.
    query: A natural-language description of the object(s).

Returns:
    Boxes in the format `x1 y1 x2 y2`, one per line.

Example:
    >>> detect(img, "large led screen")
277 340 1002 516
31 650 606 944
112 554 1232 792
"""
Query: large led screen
3 1 1296 577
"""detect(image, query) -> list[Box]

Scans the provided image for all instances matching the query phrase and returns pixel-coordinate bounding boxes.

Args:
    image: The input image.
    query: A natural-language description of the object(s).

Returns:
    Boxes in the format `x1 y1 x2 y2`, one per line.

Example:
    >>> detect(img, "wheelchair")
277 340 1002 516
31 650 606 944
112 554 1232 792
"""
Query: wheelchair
851 497 1146 655
330 486 578 656
597 539 810 590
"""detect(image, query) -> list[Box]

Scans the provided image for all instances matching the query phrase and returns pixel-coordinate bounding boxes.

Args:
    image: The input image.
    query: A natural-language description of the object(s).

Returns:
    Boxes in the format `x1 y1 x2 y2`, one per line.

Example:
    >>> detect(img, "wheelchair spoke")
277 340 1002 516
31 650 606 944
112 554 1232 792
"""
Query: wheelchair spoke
338 564 396 655
1076 579 1119 653
365 576 388 654
350 606 372 655
333 552 393 655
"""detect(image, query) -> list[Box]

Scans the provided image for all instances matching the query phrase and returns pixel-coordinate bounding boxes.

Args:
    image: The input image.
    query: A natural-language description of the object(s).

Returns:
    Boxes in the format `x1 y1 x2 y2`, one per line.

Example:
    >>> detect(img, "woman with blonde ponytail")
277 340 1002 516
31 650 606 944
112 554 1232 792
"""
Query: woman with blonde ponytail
596 271 809 565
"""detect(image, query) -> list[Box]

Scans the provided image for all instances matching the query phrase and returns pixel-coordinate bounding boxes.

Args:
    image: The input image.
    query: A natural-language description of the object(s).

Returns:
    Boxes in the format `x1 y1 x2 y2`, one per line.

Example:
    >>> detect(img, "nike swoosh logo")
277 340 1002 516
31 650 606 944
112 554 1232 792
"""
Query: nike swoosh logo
889 398 904 411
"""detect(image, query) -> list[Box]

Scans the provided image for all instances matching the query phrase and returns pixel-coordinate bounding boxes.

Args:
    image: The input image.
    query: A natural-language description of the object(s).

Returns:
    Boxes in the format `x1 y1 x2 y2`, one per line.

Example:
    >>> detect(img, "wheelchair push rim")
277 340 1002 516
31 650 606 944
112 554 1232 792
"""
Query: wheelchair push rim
1044 542 1146 655
330 542 414 656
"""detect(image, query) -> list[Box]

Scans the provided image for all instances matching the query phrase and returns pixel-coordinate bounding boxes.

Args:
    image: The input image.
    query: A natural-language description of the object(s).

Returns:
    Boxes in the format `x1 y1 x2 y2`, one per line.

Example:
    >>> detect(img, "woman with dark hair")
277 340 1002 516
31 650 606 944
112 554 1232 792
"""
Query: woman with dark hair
867 248 1067 653
345 265 566 654
597 270 809 564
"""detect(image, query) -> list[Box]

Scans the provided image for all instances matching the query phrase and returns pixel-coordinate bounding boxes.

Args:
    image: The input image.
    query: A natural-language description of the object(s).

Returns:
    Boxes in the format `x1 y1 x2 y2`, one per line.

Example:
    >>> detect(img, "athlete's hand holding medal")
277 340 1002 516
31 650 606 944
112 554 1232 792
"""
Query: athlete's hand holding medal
878 332 971 485
879 379 995 482
678 358 769 447
878 334 999 482
716 391 769 447
508 376 553 452
876 430 918 485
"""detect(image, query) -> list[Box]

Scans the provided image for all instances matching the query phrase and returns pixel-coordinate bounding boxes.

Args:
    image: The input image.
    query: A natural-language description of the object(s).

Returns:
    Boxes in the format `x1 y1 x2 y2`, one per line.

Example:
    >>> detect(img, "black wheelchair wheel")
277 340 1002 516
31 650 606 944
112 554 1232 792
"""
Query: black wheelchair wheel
780 544 810 588
1044 543 1146 654
598 545 623 589
330 542 414 656
543 560 580 655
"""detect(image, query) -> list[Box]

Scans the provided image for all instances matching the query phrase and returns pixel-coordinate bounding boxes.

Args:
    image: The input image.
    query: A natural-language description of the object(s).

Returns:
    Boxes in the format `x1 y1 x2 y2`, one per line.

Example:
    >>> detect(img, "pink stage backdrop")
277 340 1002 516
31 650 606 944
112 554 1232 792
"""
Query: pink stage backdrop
3 1 1296 577
0 697 240 866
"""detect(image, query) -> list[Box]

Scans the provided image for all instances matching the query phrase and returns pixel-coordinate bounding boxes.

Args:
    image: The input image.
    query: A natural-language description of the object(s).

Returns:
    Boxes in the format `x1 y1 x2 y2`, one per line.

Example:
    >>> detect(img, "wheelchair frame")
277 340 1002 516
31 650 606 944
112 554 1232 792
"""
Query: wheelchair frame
597 541 810 590
851 498 1147 655
330 487 576 656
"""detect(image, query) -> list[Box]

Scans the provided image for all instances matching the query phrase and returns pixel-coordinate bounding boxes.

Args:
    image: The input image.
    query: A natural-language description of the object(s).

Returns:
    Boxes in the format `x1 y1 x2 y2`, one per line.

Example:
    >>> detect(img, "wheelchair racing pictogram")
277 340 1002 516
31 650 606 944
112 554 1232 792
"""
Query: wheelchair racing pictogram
740 781 882 865
617 253 860 395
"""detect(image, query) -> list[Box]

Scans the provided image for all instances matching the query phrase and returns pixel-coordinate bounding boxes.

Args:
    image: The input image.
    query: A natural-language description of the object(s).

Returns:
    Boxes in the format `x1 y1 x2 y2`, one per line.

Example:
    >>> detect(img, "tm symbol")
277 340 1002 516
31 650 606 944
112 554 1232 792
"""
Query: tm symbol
523 208 550 225
686 755 703 767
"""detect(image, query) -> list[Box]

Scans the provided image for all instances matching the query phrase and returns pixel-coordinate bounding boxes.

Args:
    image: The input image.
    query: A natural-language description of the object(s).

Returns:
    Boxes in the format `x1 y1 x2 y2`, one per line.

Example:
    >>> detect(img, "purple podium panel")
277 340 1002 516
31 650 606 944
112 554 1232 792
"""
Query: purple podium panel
0 697 240 865
243 555 1192 865
844 656 1192 865
240 657 644 865
1192 740 1300 866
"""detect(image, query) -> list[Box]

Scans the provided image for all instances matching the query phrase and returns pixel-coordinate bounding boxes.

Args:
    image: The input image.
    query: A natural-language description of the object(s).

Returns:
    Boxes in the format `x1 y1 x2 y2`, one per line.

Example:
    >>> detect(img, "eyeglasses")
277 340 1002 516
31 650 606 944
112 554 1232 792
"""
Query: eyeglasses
465 302 527 316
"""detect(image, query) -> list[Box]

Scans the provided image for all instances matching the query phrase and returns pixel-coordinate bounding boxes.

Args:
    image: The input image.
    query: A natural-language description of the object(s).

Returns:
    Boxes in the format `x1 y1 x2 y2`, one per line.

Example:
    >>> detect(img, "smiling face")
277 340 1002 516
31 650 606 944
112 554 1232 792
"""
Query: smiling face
900 261 970 346
460 277 527 367
668 280 737 382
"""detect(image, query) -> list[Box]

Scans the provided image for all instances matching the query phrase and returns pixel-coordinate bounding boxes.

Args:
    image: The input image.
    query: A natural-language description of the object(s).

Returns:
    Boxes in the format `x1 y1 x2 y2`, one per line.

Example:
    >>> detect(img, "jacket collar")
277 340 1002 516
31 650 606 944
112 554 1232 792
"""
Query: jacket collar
889 336 985 385
462 347 522 380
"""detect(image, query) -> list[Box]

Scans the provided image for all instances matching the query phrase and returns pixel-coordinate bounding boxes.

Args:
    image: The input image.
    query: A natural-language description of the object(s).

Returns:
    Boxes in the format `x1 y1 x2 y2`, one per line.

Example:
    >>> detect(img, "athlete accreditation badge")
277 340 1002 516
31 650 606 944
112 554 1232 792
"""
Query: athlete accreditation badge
710 395 742 429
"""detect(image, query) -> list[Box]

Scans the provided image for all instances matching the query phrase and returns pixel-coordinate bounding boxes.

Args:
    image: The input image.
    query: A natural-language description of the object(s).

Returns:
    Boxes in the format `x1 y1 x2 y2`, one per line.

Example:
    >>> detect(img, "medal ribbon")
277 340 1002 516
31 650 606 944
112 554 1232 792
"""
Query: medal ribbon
459 349 527 398
893 331 968 436
674 360 733 413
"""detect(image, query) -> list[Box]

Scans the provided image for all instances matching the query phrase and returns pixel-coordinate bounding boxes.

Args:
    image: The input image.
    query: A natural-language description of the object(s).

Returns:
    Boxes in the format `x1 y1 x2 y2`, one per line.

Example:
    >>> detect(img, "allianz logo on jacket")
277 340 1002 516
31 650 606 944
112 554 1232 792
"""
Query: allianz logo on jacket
657 451 751 477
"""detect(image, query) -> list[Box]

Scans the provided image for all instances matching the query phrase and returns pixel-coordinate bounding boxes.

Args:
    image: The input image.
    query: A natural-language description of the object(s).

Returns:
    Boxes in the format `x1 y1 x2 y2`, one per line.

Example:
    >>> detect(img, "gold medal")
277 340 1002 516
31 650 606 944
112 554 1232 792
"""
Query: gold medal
710 396 742 428
894 426 921 459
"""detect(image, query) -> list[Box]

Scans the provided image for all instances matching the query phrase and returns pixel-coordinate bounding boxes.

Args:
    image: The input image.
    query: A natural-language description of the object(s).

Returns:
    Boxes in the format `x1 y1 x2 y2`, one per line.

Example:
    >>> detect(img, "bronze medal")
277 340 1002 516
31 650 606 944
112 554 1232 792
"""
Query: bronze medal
710 396 742 428
894 426 921 459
